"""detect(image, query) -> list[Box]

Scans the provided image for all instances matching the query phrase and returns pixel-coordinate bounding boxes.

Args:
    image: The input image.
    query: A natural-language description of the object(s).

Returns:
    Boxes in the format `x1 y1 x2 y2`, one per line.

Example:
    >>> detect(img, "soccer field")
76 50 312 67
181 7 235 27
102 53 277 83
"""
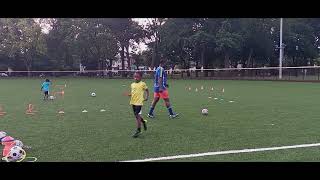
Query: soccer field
1 78 320 162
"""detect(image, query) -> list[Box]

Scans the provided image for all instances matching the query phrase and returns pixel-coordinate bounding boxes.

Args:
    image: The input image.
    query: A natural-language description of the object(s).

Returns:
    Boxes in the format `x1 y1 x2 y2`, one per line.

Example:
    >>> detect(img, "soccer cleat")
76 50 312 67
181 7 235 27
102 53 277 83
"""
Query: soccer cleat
147 114 155 118
142 119 147 131
169 113 179 119
132 130 142 138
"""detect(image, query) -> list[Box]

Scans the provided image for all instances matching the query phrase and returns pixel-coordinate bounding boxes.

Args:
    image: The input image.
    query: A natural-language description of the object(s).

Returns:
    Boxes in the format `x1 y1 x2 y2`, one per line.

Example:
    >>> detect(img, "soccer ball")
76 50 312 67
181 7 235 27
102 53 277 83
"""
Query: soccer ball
91 92 96 97
0 131 6 139
14 140 23 148
6 146 25 162
201 108 208 115
49 95 55 100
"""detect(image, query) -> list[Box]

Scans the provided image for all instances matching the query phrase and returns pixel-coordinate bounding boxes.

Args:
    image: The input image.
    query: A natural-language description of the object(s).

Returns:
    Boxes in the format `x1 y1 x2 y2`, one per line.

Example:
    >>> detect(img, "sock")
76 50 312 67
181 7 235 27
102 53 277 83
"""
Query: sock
149 106 155 115
136 117 142 129
167 106 174 115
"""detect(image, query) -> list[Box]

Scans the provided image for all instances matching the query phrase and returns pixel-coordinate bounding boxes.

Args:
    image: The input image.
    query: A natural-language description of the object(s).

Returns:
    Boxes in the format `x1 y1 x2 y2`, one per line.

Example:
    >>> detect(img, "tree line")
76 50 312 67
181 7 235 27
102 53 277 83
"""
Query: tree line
0 18 320 75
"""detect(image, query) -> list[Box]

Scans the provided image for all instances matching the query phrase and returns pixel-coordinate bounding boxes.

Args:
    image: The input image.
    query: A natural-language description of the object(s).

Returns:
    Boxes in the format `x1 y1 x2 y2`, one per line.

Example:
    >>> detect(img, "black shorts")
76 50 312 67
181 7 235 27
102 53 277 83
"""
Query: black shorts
132 105 142 116
44 91 49 95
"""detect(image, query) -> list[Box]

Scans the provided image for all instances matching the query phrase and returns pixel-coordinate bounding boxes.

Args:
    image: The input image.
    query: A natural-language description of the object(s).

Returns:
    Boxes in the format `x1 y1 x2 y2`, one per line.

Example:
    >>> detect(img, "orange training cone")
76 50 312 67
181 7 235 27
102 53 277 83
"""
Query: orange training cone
0 105 6 116
26 104 37 115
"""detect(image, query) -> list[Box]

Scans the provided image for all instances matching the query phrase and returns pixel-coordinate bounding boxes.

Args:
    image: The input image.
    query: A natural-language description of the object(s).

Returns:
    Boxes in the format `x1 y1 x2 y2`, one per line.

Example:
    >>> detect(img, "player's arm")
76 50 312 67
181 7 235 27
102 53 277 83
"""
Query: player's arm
164 73 169 88
158 68 164 92
123 91 131 96
123 84 132 96
144 88 149 101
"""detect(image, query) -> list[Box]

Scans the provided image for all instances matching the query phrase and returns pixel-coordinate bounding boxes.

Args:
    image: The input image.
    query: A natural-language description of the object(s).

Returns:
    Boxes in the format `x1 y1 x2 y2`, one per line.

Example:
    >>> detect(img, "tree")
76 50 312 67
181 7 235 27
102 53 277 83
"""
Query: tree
159 19 195 68
282 18 318 66
214 19 243 68
145 18 166 68
46 18 79 70
1 18 320 75
0 18 47 76
73 19 118 74
124 20 146 70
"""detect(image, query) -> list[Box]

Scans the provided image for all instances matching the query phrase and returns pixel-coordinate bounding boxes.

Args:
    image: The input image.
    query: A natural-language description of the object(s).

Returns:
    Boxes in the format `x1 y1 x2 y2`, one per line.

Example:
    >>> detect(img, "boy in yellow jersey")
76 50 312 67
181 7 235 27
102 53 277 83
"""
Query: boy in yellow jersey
126 71 149 138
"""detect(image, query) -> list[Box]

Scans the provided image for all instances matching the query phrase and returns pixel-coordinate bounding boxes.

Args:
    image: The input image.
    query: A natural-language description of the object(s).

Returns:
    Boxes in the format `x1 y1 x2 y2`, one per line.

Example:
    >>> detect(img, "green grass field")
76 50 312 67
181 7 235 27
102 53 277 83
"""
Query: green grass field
1 78 320 162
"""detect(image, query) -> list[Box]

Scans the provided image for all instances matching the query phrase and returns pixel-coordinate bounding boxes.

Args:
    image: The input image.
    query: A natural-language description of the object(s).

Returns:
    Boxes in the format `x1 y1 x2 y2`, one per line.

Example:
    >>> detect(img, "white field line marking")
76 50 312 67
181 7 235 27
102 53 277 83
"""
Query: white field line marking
121 142 320 162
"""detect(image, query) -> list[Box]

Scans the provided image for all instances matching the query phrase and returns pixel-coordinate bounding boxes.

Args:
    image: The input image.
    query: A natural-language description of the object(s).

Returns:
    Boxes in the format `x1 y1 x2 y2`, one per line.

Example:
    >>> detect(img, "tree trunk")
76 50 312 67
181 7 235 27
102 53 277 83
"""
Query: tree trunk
247 48 253 68
200 47 205 67
292 56 295 66
180 57 185 78
186 61 190 77
195 61 199 78
27 66 31 77
97 59 102 77
120 45 126 77
200 47 205 77
108 59 113 78
292 56 298 77
251 58 254 68
152 41 158 68
126 44 131 70
224 53 230 68
204 59 208 77
23 56 32 77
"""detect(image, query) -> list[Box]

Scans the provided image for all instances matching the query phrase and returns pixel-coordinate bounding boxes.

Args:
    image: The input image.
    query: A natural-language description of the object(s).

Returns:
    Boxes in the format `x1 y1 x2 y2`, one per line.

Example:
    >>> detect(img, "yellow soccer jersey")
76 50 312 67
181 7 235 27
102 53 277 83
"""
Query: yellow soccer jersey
130 81 148 106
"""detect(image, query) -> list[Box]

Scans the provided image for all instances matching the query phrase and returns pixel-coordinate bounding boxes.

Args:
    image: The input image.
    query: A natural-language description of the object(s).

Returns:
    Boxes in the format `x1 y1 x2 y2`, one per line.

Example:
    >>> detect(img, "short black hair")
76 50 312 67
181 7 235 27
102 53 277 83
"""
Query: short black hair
45 79 50 82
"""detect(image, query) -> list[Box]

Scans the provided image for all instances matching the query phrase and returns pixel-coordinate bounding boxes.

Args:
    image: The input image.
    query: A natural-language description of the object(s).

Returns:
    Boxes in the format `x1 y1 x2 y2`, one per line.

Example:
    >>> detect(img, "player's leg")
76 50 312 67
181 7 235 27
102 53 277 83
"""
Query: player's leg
135 105 147 131
44 91 48 100
148 94 160 118
141 116 147 131
132 105 142 138
163 98 178 118
138 109 147 131
162 90 179 118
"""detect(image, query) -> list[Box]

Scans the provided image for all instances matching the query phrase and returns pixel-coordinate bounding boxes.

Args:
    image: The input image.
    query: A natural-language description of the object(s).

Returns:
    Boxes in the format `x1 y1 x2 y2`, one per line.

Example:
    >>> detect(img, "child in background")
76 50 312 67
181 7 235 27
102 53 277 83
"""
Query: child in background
41 79 51 100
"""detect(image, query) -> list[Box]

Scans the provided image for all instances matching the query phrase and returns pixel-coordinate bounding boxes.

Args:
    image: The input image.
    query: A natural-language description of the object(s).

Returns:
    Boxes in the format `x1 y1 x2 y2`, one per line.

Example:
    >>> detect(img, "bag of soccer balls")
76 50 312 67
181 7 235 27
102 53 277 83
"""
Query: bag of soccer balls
1 131 31 162
2 146 26 162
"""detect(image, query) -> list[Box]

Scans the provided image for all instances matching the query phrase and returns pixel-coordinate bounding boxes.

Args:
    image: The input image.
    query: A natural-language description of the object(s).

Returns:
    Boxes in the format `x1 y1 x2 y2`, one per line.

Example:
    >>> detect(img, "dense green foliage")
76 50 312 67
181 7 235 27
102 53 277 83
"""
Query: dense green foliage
1 18 320 73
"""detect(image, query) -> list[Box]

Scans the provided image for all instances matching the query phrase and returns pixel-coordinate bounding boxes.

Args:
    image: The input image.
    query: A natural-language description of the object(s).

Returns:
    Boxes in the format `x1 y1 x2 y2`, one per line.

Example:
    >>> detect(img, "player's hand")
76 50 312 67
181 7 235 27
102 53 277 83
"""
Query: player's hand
165 84 169 88
122 92 131 96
